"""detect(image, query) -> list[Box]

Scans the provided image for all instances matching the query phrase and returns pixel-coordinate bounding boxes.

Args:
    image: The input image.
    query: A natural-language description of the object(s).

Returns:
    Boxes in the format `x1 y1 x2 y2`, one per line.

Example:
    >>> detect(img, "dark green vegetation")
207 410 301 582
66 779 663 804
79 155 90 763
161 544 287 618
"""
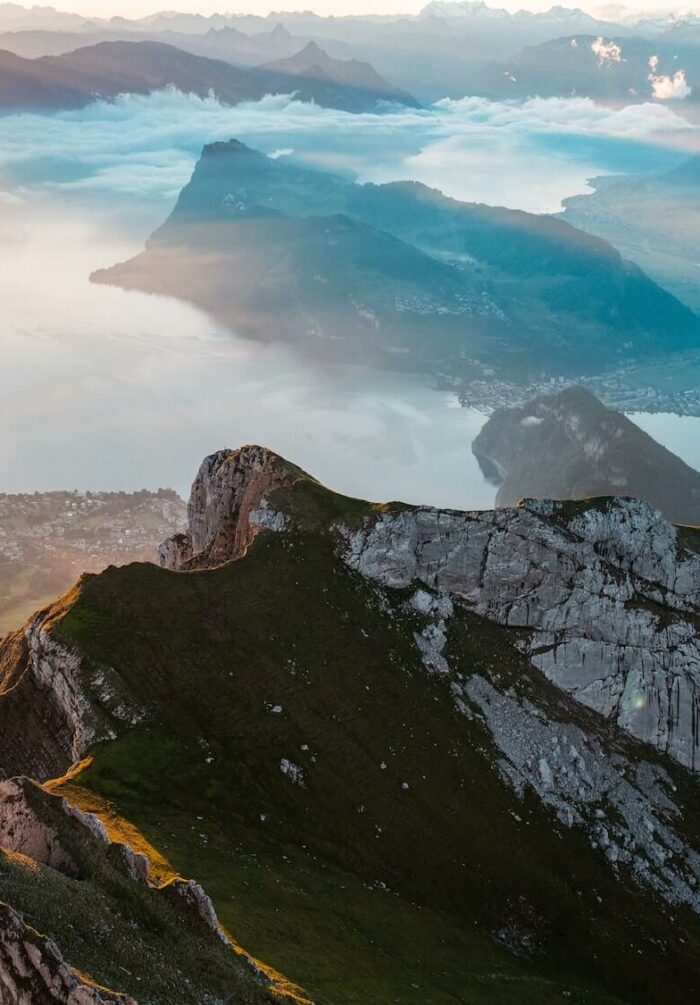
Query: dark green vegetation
94 139 700 381
0 780 296 1004
472 385 700 523
11 522 698 999
2 470 700 1002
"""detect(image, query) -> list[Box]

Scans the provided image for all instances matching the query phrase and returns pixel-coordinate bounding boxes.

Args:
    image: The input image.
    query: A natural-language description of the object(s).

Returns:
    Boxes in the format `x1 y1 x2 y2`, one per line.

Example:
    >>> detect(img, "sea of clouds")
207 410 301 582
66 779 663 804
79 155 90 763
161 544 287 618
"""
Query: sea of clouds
0 88 696 216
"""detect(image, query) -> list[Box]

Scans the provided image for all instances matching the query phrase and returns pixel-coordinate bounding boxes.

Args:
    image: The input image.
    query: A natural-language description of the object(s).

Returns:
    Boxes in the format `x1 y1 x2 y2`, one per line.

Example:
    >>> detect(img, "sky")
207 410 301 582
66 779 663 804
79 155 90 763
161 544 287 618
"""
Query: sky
10 1 698 21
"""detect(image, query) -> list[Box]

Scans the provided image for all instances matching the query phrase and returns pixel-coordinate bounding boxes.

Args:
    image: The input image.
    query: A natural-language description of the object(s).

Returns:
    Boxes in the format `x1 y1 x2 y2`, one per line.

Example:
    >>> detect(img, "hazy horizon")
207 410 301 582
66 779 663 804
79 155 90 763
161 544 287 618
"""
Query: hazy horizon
5 0 699 22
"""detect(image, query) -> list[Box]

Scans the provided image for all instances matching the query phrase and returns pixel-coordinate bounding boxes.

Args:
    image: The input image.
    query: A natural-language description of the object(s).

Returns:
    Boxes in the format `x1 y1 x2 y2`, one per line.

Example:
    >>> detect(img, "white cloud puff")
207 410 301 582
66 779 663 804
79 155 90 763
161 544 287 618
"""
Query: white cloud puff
649 68 691 101
591 37 625 66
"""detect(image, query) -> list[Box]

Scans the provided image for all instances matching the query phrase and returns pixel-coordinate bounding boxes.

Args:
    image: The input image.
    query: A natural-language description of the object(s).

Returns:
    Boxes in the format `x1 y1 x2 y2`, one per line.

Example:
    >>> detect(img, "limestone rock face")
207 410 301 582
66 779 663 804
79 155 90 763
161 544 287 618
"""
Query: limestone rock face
156 531 193 572
0 779 80 877
158 446 294 571
156 447 700 773
341 496 700 771
0 620 116 783
0 901 136 1005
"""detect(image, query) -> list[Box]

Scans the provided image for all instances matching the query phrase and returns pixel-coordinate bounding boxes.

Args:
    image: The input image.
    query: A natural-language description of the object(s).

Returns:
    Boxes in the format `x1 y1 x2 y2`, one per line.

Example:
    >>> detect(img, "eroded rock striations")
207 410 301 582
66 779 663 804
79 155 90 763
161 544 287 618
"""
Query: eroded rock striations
158 445 295 571
341 494 700 770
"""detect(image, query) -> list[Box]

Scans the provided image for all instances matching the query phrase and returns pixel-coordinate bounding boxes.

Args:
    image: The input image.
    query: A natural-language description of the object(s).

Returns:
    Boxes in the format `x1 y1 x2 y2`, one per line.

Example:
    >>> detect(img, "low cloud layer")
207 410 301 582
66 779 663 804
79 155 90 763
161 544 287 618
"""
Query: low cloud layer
0 89 695 217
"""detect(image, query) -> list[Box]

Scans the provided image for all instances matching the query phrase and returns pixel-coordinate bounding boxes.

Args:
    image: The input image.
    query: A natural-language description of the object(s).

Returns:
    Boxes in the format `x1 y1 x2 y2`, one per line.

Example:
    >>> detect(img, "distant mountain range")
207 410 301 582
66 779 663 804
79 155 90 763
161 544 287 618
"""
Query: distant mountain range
0 23 309 62
3 1 695 102
257 41 417 111
93 138 700 382
475 32 699 103
0 38 417 114
473 385 700 524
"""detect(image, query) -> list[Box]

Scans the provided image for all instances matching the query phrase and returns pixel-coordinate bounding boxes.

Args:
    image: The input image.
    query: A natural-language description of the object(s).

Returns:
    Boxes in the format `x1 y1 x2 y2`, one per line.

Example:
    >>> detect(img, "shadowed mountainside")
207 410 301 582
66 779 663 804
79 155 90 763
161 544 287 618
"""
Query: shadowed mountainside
93 138 700 382
472 385 700 523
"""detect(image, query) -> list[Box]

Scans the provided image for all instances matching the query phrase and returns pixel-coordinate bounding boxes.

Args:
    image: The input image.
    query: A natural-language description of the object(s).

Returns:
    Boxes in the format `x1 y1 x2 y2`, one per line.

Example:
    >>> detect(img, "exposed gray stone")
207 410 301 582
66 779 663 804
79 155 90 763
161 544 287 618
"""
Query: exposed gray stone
340 497 700 771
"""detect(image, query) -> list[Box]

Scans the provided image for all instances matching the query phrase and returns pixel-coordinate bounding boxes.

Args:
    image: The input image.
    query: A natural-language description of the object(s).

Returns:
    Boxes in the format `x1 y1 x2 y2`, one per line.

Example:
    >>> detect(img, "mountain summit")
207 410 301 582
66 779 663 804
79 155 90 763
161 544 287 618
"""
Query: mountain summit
1 446 700 1001
258 41 420 110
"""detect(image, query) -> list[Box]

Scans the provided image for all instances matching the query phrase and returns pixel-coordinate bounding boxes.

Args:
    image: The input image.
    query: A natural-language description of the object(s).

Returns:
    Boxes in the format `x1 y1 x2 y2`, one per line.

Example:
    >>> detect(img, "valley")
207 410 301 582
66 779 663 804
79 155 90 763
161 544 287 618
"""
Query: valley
2 3 700 999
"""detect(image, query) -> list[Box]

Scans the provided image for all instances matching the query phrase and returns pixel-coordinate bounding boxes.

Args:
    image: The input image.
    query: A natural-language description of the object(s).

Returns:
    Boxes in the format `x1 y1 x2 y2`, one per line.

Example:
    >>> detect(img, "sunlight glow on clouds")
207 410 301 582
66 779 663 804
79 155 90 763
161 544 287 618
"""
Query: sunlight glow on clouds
591 36 625 65
649 68 692 100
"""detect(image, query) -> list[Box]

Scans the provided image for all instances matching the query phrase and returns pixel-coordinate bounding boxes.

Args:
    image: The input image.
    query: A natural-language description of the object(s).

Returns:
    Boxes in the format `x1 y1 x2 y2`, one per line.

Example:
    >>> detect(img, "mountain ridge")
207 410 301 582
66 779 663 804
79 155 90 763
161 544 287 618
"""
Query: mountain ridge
93 138 700 382
3 446 700 1001
0 38 417 113
3 446 700 999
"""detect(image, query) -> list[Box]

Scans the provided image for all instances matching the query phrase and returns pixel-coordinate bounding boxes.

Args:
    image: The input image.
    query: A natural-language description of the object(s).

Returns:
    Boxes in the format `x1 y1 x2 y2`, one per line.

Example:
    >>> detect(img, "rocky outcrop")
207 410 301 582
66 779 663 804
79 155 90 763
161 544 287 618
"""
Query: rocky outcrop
341 495 700 771
0 901 135 1004
160 878 228 944
158 446 294 571
155 531 192 572
0 775 307 1005
0 614 147 784
0 779 80 877
156 446 700 774
463 674 700 913
0 621 112 783
0 777 148 885
472 386 700 524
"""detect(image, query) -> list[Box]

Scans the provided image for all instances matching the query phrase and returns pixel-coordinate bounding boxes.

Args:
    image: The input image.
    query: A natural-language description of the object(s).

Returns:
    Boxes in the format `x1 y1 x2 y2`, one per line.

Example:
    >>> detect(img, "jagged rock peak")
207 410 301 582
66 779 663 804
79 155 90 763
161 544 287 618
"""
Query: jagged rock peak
158 445 300 571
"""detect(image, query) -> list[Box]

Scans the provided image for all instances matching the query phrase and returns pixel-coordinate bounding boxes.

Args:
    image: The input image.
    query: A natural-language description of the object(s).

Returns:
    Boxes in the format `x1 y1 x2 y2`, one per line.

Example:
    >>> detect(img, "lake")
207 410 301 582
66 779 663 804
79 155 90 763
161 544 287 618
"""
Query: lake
0 200 494 508
1 92 699 509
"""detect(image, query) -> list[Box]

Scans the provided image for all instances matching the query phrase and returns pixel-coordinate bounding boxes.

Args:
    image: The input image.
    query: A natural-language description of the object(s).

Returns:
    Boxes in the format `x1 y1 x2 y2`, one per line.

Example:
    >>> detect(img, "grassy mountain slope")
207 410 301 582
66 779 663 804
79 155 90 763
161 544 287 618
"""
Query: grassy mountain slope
2 463 700 1001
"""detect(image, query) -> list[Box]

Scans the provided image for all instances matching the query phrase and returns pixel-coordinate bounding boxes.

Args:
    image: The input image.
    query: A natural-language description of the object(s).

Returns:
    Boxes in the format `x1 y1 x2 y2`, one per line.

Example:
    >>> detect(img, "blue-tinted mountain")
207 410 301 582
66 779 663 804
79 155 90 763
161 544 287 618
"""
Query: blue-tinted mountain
94 139 700 380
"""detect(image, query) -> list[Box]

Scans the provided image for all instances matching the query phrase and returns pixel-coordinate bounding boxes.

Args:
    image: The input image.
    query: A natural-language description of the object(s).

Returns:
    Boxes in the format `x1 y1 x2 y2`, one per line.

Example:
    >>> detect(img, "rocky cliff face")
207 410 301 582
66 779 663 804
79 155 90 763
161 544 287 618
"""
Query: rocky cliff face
342 495 700 770
4 444 700 1002
0 901 136 1005
148 446 700 922
472 385 700 524
0 776 304 1005
158 446 295 571
165 446 700 773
